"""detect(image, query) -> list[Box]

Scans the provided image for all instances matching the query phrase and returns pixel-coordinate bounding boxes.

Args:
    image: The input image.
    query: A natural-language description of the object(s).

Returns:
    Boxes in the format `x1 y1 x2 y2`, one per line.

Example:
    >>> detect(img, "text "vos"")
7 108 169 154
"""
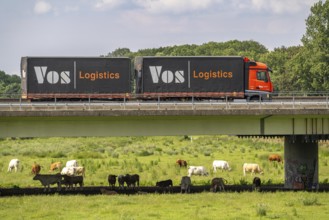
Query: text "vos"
34 66 71 84
149 66 185 84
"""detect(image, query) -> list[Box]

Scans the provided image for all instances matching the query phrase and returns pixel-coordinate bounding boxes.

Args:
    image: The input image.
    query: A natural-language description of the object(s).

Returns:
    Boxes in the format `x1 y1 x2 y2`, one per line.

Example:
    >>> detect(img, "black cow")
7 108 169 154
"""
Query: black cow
108 174 117 188
62 175 83 190
156 179 173 193
129 174 140 188
252 177 261 191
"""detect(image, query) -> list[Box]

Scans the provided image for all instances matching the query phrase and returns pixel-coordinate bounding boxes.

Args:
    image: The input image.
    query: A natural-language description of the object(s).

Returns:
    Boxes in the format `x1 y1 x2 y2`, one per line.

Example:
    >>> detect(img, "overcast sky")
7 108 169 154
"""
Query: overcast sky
0 0 319 75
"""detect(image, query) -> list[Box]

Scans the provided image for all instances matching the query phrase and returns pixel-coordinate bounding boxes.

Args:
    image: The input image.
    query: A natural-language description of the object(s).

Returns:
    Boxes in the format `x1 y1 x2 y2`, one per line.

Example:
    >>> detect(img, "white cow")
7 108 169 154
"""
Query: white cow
188 166 209 177
66 160 78 167
212 160 231 172
61 167 76 176
243 163 263 176
8 159 20 173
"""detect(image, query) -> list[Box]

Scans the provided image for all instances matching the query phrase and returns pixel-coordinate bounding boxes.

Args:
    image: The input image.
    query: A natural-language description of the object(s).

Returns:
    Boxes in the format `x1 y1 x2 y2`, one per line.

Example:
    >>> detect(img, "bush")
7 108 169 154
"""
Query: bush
256 204 267 216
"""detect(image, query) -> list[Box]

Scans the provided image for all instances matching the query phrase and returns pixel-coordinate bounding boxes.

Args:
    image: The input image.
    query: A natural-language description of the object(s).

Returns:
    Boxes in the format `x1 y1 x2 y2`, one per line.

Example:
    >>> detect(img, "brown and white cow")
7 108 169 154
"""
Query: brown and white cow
243 163 263 176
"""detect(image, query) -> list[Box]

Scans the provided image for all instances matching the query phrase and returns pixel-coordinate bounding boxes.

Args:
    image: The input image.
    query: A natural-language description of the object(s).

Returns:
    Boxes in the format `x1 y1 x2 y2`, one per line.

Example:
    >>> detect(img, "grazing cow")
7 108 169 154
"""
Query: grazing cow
252 177 261 191
243 163 263 176
66 160 78 167
268 154 283 163
176 159 187 167
156 179 173 188
188 166 209 177
8 159 19 173
180 176 191 193
74 166 86 177
50 162 62 172
62 175 83 190
156 179 173 193
33 174 62 192
129 174 140 188
31 162 41 175
118 174 130 189
61 167 76 176
108 175 117 188
210 177 226 192
212 160 231 172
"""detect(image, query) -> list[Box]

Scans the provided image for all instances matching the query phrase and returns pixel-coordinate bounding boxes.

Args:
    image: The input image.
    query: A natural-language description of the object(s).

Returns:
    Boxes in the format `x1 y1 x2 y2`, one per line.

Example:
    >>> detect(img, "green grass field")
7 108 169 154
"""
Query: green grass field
1 135 329 219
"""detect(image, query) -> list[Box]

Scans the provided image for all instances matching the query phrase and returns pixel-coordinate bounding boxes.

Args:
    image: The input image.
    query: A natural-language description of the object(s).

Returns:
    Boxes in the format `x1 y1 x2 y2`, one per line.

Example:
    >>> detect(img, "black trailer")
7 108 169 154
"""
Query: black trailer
21 57 131 100
134 56 246 99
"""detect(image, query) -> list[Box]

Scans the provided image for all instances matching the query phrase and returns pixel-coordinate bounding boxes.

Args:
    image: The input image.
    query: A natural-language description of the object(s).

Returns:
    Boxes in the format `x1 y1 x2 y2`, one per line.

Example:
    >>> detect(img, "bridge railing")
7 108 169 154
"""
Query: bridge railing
1 92 329 111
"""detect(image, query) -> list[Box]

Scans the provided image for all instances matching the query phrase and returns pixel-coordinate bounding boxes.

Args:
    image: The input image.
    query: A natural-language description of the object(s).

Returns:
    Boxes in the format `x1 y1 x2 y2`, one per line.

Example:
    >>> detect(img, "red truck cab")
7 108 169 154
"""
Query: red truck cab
244 57 273 101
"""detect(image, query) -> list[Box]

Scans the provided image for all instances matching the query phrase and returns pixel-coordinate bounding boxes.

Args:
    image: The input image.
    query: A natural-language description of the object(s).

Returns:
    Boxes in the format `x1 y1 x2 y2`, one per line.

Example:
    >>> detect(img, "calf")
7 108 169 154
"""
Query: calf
108 175 117 188
212 160 231 172
210 177 226 192
50 162 62 172
62 175 84 190
252 177 261 191
8 159 19 173
188 166 209 177
176 159 187 167
243 163 263 176
33 174 62 192
31 162 41 175
180 176 191 193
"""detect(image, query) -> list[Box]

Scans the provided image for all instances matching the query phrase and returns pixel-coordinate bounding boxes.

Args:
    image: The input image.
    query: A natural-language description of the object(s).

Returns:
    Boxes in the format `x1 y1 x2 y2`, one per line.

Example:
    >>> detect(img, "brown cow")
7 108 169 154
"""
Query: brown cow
50 162 62 172
176 159 187 167
268 154 283 163
31 162 41 175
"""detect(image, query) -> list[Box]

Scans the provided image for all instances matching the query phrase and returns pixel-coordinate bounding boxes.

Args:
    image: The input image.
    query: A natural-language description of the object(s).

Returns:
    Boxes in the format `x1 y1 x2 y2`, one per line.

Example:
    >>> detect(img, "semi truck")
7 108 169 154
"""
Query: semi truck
134 56 273 101
20 56 273 101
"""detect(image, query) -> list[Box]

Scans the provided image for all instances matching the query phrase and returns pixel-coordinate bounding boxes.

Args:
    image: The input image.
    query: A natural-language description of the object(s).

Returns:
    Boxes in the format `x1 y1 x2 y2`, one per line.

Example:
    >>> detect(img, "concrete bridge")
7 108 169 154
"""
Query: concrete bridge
1 101 329 189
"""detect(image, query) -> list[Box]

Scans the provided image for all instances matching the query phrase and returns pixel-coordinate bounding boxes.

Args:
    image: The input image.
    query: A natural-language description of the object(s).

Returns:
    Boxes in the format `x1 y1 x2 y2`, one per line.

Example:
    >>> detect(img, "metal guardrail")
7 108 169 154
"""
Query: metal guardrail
1 99 329 111
1 92 329 111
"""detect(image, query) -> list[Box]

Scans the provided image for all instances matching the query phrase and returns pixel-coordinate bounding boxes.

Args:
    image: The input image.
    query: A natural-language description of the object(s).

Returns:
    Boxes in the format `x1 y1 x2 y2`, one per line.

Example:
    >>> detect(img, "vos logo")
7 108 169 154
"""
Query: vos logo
34 66 71 84
149 66 184 84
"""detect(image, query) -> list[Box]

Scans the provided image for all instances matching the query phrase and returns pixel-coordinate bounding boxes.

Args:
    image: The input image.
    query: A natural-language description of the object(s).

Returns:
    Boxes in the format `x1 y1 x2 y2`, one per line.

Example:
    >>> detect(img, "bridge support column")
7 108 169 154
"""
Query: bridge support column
284 136 318 190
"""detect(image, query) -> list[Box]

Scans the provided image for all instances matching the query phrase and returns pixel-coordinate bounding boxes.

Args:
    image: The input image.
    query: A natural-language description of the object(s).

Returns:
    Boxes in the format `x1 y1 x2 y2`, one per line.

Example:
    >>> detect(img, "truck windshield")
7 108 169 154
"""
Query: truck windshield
256 71 268 82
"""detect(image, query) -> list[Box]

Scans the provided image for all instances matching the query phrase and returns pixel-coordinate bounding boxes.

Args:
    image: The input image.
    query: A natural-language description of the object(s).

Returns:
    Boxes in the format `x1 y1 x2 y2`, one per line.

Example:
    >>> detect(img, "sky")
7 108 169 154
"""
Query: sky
0 0 319 76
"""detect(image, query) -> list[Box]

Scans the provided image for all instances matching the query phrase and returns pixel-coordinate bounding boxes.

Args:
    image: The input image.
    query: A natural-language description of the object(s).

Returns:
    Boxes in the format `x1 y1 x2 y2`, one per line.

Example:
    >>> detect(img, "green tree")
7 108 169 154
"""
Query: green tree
300 0 329 91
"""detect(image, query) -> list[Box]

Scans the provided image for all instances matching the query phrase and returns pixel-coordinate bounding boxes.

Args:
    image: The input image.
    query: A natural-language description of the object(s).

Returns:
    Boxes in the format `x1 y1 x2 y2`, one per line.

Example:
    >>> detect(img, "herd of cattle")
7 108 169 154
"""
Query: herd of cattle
6 154 283 193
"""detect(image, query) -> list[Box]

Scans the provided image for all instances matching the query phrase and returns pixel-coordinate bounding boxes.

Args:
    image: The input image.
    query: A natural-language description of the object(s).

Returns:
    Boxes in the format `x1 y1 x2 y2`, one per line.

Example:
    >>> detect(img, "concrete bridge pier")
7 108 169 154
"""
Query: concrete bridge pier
284 135 318 190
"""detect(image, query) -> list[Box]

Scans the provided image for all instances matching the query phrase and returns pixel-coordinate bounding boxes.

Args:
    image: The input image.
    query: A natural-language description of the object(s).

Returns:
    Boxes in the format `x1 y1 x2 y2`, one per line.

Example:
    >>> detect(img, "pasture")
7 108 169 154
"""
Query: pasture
1 135 329 187
1 135 329 219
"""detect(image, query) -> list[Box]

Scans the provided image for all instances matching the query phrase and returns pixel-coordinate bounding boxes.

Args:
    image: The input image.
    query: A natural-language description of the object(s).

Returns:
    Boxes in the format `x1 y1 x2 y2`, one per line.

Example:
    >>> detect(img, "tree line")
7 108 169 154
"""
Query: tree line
1 1 328 96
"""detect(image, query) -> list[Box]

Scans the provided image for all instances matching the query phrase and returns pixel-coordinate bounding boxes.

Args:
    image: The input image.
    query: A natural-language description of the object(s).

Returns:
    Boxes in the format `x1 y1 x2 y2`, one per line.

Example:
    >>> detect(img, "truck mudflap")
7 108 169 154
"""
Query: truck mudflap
245 90 272 101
